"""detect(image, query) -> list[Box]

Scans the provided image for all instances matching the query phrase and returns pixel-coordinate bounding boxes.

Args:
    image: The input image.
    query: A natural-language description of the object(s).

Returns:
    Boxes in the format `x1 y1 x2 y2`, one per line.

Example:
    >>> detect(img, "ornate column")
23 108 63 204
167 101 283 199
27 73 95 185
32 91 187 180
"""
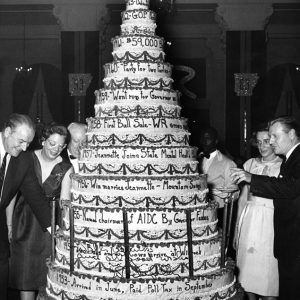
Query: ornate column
52 2 107 123
215 3 273 159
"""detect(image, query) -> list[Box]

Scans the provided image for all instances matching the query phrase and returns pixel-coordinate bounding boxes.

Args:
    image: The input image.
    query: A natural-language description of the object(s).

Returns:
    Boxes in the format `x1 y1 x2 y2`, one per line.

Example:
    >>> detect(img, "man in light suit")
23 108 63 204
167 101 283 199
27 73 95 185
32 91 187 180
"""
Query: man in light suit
0 113 51 299
231 116 300 299
61 122 87 173
198 126 238 226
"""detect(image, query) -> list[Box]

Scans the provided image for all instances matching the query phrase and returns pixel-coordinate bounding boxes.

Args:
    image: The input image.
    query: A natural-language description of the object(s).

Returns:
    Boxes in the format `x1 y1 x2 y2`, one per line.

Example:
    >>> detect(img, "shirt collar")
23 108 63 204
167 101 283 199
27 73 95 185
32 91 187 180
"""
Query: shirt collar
205 149 218 161
286 143 300 160
0 133 6 158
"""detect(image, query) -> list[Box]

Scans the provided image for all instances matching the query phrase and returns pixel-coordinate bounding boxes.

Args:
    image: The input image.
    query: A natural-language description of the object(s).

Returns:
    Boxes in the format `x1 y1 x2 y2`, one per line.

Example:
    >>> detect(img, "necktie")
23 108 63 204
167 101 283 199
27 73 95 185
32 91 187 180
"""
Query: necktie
0 152 8 195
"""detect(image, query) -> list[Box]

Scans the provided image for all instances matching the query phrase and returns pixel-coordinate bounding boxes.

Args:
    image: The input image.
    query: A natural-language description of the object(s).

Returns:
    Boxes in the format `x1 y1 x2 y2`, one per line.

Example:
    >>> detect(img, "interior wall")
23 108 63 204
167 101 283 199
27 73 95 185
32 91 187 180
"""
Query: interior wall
0 6 60 126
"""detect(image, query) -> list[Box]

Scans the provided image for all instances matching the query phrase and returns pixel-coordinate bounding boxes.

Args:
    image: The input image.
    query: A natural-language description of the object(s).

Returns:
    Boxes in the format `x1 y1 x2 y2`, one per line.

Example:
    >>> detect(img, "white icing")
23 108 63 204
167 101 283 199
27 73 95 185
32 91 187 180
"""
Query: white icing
104 62 172 79
94 103 181 118
95 88 179 105
47 266 236 300
112 49 165 62
126 0 150 10
86 116 187 134
121 23 156 36
46 0 238 296
121 9 156 25
80 146 197 162
112 35 164 52
103 76 173 89
78 160 198 176
70 189 208 209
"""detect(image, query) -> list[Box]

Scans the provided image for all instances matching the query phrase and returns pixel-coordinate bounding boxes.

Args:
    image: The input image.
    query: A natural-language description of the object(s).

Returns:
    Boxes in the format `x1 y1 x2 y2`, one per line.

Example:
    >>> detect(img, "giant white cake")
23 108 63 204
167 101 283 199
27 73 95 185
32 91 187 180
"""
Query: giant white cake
46 0 238 299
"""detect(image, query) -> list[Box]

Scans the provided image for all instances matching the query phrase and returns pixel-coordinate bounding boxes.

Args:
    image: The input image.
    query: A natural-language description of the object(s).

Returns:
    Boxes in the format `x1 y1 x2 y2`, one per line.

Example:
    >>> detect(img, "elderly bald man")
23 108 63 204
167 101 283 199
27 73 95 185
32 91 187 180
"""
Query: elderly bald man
61 122 87 173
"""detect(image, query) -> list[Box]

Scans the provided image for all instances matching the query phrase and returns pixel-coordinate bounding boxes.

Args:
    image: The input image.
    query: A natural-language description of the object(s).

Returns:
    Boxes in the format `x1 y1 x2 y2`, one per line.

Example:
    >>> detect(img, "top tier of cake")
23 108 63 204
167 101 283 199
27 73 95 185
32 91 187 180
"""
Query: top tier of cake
126 0 150 10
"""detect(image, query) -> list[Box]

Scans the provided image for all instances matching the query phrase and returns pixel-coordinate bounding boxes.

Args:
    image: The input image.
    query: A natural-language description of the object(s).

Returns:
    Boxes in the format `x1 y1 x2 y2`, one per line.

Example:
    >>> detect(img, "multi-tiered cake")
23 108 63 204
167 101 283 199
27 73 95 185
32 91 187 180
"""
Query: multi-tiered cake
46 0 238 299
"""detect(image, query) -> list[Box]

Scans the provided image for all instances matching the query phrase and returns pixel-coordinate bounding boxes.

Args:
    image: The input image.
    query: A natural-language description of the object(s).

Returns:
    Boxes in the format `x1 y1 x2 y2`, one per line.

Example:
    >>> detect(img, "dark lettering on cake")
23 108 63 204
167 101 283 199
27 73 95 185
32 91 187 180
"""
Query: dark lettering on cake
129 283 142 294
152 117 167 128
133 118 148 128
140 148 158 158
56 273 69 285
184 280 213 292
105 281 122 293
70 277 92 290
122 148 140 159
161 213 172 225
173 212 186 224
117 118 130 128
196 210 209 221
137 212 158 224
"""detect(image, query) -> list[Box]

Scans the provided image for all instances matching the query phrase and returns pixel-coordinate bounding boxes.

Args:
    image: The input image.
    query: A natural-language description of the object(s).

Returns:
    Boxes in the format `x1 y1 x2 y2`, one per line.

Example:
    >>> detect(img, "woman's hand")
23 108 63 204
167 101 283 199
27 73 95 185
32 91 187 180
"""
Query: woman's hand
230 168 252 184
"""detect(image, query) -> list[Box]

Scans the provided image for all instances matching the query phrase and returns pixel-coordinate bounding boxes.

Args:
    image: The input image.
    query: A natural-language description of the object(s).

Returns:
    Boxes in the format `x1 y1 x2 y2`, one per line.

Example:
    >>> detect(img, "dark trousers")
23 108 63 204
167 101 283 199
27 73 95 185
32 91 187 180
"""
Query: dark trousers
0 257 8 300
278 256 300 300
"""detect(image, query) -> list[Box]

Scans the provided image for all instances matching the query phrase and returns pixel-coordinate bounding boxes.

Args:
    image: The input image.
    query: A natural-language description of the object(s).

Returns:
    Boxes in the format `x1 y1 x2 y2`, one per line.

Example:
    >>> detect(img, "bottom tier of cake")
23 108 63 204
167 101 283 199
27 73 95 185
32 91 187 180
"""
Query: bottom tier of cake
46 261 237 300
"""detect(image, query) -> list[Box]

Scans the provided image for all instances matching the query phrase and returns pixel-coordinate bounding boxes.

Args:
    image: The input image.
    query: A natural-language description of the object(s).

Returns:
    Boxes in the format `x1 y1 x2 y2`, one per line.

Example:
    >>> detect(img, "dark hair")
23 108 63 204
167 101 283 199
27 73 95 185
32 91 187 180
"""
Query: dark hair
39 122 69 146
3 113 35 132
253 122 269 135
269 115 300 137
200 126 218 141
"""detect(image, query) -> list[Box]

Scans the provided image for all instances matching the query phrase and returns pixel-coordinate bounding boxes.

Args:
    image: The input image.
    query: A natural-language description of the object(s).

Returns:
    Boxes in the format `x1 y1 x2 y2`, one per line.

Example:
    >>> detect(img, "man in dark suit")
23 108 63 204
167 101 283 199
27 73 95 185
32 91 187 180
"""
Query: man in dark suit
61 122 87 173
0 113 51 299
231 116 300 299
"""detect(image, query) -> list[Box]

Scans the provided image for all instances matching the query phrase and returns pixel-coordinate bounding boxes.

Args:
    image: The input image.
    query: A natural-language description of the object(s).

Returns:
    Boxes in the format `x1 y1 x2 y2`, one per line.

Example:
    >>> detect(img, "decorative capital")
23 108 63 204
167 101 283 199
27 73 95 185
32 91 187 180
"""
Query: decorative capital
69 73 92 96
234 73 259 97
53 3 107 31
216 3 273 31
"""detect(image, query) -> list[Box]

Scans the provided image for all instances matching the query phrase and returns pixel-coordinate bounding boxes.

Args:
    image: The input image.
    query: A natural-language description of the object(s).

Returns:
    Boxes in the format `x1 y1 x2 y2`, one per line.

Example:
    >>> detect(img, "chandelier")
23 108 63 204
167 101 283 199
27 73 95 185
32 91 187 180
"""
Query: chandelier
16 12 32 74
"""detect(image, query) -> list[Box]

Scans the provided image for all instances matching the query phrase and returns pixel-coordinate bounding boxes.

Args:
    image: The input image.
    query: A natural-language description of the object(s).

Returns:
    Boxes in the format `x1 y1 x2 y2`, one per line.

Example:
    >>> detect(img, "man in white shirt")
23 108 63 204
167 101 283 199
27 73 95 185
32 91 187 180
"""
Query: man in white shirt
61 122 87 173
231 116 300 299
198 127 238 226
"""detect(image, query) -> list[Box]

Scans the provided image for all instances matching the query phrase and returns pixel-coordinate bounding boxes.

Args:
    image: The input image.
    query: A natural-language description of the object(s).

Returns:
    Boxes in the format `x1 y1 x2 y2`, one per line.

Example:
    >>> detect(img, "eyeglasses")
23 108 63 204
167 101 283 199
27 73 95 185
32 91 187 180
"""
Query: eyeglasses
256 139 270 147
46 139 66 150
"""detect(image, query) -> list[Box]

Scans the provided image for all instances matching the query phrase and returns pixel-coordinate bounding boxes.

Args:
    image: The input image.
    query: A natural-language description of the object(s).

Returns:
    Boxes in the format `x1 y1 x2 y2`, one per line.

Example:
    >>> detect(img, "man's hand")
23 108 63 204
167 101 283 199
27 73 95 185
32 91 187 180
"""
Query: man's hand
230 167 252 184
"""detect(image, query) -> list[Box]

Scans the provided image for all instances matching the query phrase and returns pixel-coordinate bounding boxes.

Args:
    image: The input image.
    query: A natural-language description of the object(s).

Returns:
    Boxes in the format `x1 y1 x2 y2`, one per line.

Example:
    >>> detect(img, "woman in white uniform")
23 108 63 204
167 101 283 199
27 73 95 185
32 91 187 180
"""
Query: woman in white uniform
235 123 282 300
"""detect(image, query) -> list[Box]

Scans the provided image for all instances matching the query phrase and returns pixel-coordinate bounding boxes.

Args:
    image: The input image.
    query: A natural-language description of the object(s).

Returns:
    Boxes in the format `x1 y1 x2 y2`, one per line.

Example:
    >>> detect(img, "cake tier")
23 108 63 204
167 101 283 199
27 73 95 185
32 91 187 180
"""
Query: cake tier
121 9 156 25
104 62 172 80
112 36 164 53
103 77 173 90
70 188 207 209
54 234 221 278
112 49 165 62
47 263 237 300
94 103 181 118
71 175 207 205
126 0 149 10
62 203 218 242
78 145 199 176
121 23 156 36
112 36 164 63
86 116 187 133
85 131 190 146
78 160 198 176
80 146 197 162
95 88 180 105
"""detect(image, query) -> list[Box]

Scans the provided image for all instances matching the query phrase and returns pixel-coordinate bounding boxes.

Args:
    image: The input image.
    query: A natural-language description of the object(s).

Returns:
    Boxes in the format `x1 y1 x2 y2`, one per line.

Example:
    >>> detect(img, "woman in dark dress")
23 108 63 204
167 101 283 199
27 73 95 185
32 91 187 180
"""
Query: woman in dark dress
9 123 72 300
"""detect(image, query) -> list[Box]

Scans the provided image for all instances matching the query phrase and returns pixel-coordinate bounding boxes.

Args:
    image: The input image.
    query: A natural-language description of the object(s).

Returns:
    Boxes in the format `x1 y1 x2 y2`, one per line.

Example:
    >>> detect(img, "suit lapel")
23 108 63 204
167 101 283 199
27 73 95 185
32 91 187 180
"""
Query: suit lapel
280 144 300 176
1 156 17 207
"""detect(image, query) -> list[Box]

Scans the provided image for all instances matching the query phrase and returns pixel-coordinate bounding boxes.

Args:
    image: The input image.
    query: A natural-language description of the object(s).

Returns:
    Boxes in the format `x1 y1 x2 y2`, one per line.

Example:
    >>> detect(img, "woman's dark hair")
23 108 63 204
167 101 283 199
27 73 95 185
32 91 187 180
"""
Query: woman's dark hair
250 122 269 148
39 122 70 146
253 122 269 136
